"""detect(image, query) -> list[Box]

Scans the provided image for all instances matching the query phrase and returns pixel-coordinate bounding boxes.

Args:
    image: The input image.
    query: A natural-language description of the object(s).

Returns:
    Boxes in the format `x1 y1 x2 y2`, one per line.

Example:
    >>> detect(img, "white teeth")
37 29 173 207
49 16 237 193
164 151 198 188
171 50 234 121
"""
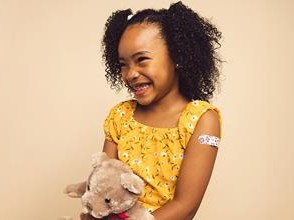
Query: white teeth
133 84 149 91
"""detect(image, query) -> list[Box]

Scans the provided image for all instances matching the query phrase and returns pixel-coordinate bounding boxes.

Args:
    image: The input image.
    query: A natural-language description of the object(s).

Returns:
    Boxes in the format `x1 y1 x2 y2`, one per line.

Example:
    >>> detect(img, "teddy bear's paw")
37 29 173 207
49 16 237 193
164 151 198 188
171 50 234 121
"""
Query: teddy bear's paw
57 216 73 220
64 181 87 198
67 191 81 198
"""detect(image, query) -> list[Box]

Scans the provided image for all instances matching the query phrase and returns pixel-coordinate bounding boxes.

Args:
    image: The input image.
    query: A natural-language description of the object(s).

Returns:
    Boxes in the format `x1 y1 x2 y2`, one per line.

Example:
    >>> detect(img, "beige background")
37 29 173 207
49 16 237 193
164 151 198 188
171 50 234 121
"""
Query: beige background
1 0 293 219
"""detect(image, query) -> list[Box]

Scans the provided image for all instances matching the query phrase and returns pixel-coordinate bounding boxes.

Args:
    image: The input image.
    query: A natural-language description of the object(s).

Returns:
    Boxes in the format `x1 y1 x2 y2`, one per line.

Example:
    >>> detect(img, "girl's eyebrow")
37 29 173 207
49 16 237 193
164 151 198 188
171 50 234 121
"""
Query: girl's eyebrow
119 51 150 61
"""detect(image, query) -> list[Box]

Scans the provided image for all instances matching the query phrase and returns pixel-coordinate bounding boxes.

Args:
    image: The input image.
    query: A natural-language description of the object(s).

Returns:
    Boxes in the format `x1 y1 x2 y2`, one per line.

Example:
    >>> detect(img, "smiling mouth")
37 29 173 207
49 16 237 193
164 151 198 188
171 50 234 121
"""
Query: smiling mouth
130 83 151 96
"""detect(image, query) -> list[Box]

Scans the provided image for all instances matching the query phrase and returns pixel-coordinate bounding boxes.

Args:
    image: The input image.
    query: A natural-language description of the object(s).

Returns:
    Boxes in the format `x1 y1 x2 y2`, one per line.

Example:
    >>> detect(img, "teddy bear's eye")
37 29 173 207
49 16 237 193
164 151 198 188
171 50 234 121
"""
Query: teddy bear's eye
87 184 90 191
105 198 111 204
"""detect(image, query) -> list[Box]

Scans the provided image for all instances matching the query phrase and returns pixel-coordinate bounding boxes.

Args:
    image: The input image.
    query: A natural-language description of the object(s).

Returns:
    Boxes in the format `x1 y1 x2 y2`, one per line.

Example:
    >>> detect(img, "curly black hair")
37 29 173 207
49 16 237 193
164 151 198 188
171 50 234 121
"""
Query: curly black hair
101 1 222 101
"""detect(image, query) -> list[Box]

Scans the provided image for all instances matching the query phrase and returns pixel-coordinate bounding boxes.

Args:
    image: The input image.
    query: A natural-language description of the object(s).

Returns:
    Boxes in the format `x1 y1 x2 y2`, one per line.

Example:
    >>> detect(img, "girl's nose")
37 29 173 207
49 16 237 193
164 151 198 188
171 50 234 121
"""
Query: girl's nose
124 68 140 82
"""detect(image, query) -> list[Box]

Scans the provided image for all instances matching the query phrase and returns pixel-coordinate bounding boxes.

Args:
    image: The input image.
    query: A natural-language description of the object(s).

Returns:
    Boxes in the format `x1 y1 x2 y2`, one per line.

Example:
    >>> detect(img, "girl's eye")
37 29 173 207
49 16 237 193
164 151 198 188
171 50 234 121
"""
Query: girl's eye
119 63 126 68
137 57 149 62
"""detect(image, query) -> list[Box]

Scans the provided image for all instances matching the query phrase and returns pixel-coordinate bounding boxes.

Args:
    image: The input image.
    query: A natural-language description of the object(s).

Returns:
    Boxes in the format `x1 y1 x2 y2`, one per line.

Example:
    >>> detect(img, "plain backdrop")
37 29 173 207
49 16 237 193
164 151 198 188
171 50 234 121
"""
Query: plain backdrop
0 0 293 219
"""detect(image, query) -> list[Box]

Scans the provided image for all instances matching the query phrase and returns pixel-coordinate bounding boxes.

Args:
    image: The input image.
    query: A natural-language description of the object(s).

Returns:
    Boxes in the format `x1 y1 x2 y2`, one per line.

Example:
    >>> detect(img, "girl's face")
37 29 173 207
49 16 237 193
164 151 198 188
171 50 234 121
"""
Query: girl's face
118 23 180 106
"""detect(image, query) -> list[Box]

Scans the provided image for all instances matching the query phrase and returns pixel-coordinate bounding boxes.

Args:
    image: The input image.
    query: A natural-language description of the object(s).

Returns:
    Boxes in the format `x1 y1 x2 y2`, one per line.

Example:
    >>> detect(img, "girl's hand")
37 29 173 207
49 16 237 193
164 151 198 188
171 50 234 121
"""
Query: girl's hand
80 213 104 220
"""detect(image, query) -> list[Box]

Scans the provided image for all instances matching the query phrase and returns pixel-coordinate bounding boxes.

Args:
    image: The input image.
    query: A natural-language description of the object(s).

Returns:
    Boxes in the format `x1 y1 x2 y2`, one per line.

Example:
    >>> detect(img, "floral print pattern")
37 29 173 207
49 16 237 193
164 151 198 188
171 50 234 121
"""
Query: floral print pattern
103 100 221 211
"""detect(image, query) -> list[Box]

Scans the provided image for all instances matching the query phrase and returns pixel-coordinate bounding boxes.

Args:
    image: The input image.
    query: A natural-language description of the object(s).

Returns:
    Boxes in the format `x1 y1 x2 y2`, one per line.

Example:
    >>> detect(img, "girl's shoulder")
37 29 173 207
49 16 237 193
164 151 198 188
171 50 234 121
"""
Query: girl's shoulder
185 100 220 114
107 99 136 119
104 100 136 143
179 100 221 134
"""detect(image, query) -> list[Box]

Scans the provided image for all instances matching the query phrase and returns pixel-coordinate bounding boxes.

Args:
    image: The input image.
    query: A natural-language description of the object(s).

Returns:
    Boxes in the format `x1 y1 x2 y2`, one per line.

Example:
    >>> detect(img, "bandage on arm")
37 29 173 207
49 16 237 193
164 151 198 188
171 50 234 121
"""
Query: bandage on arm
198 134 220 148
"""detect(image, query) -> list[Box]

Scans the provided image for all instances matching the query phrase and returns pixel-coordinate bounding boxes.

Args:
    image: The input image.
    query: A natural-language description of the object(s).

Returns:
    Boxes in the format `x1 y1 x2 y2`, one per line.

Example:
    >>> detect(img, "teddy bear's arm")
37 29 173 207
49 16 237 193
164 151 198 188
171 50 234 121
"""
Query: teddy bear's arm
64 181 87 198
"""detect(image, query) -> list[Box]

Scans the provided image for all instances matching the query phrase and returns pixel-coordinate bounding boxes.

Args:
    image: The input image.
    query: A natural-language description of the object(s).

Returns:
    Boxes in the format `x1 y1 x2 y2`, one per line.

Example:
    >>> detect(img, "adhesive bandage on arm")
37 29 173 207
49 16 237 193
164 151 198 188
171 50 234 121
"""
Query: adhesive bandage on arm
198 135 220 148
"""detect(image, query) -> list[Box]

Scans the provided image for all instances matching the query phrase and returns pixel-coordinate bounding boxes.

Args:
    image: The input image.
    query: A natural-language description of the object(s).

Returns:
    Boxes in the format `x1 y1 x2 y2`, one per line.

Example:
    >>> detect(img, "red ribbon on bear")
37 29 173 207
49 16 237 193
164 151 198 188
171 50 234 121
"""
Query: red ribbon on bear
109 212 129 220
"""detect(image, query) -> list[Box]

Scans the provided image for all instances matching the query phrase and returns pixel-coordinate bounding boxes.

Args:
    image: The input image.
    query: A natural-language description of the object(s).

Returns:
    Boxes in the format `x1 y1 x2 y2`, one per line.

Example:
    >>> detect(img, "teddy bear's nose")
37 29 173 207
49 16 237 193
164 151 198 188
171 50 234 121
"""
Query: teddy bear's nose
105 198 111 204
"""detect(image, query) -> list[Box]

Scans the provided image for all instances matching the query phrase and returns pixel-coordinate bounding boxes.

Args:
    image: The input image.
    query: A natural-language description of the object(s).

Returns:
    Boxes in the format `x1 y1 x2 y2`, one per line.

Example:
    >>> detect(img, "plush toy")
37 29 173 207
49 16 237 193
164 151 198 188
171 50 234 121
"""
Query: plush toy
64 152 154 220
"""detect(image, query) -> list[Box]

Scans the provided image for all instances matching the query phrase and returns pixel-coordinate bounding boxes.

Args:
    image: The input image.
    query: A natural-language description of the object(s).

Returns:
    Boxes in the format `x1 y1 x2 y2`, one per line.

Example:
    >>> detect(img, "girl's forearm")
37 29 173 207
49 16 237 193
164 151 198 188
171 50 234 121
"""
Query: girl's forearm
152 199 199 220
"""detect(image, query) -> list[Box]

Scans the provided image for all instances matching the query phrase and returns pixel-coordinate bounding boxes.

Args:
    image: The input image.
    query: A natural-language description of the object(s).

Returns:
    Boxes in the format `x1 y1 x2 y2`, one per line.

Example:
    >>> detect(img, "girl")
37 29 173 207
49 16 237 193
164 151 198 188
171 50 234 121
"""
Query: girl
83 1 222 219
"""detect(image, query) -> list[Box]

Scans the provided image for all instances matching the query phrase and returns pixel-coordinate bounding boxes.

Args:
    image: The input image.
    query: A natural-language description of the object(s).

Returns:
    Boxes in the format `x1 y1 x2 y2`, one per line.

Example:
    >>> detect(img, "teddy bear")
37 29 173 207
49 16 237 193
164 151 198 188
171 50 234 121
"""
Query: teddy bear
64 152 155 220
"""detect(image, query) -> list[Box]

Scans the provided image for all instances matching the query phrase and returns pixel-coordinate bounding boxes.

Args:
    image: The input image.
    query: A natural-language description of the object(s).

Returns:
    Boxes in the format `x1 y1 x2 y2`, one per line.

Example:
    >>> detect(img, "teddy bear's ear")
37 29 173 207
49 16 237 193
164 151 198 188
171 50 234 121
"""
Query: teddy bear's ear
120 173 144 195
91 152 109 168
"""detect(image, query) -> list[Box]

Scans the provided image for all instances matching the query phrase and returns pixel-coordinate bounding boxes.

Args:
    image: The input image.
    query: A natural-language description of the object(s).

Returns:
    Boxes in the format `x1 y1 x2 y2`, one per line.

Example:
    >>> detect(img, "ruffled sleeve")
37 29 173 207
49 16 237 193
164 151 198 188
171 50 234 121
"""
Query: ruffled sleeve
103 100 134 144
178 100 222 147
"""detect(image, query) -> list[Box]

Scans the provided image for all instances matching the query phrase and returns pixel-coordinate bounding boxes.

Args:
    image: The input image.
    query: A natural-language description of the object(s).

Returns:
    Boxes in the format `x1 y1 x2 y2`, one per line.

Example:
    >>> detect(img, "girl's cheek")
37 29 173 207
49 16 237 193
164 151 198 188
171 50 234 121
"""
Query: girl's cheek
121 71 127 81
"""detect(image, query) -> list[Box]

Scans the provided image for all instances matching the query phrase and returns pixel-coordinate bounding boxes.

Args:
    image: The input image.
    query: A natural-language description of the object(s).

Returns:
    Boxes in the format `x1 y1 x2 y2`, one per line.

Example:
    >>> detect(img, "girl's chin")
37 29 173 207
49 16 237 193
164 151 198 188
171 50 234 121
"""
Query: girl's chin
135 96 153 106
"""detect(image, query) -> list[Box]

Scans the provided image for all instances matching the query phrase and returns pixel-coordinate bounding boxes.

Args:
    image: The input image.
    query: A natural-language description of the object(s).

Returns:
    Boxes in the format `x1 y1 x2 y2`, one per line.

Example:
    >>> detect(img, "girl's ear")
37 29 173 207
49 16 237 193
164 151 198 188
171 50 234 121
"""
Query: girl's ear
120 173 144 195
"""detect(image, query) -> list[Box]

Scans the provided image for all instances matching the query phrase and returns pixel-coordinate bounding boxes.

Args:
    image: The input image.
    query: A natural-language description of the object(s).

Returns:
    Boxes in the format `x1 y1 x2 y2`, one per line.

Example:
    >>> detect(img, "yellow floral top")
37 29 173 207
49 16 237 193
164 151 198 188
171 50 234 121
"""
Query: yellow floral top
103 100 221 212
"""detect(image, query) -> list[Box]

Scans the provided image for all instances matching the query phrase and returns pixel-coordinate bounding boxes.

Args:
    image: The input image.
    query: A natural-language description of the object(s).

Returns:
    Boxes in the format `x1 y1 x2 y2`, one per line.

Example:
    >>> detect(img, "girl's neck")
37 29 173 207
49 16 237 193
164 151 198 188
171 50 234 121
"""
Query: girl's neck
134 94 189 129
137 93 189 114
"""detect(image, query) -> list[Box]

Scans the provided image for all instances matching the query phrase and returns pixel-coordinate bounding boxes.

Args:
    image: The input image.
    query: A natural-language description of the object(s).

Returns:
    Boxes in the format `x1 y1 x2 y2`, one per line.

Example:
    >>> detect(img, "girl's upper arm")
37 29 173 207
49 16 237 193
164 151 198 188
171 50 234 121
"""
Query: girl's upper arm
173 109 221 214
102 139 118 159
